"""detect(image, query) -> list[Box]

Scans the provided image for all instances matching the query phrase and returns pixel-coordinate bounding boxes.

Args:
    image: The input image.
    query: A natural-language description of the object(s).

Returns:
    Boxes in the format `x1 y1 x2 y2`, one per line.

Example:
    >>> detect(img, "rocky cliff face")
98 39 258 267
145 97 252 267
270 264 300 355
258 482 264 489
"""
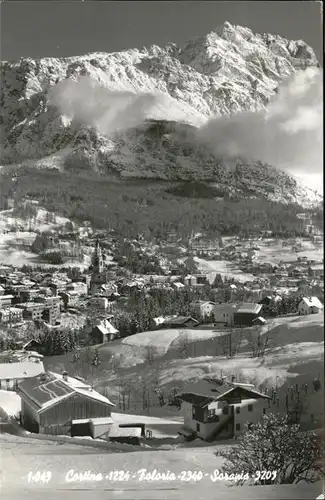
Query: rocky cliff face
0 22 320 205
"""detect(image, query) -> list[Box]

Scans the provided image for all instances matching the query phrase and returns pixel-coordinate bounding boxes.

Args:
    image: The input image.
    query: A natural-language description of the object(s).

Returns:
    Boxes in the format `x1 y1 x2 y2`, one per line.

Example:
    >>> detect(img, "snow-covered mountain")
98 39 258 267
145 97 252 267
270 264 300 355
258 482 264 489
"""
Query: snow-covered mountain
0 21 321 205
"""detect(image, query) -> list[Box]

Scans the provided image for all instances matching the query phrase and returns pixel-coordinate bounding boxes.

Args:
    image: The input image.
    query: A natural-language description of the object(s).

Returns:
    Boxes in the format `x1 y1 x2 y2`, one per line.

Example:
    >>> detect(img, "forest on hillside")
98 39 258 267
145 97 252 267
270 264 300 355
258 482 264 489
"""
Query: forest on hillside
0 169 315 240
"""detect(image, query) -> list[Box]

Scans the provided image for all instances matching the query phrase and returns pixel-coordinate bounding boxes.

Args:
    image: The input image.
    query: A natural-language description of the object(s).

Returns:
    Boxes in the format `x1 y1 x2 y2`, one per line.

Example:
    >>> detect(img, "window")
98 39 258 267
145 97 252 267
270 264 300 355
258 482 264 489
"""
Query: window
236 407 240 414
248 404 253 412
196 423 200 432
236 423 241 431
223 407 229 415
263 408 266 415
208 409 215 418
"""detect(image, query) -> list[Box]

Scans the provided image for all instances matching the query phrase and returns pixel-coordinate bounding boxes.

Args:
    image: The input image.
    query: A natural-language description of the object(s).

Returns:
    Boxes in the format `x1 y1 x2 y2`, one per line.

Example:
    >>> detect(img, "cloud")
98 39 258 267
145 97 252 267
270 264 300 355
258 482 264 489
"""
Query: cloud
49 77 159 135
49 69 323 189
197 68 323 179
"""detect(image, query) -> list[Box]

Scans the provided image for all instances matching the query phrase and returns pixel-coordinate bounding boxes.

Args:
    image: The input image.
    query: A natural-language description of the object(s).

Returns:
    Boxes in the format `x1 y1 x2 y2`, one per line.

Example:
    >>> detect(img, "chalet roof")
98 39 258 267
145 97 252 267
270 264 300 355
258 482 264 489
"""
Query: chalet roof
164 316 199 325
95 321 118 335
17 372 115 412
178 379 271 407
177 393 216 407
190 300 215 306
235 303 263 315
300 297 323 309
0 361 44 380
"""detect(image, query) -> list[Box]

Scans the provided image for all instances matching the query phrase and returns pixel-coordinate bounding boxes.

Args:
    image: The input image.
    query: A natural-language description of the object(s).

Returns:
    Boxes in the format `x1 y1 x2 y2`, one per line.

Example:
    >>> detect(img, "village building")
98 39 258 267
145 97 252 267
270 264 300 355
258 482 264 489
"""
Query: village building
190 300 216 318
0 357 45 391
233 303 264 326
177 378 271 441
160 316 199 329
91 318 119 343
258 295 282 316
0 306 23 324
171 281 186 290
0 294 14 309
60 290 80 309
213 303 238 326
308 264 324 279
298 297 324 315
17 371 115 435
184 274 208 287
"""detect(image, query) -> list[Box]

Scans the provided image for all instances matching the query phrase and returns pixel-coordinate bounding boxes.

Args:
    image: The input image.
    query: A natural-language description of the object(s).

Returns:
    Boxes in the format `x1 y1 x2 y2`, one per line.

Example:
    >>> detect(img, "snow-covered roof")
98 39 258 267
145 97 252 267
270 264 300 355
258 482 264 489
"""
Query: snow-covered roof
96 320 118 335
49 371 90 390
300 297 323 309
0 361 45 380
18 372 115 411
236 303 263 315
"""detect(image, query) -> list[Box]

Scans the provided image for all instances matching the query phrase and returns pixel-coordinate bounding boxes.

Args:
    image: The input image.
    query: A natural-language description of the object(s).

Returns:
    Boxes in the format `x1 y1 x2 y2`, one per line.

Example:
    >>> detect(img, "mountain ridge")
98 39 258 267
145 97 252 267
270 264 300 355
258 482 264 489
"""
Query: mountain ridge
0 21 321 207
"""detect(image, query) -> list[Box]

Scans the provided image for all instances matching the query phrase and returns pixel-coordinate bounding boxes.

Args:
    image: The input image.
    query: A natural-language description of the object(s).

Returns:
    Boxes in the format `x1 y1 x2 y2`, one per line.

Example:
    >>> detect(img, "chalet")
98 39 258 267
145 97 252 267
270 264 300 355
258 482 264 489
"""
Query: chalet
298 297 324 315
190 300 216 318
91 319 119 343
0 359 45 391
17 371 115 435
233 303 264 326
177 378 271 441
23 339 43 354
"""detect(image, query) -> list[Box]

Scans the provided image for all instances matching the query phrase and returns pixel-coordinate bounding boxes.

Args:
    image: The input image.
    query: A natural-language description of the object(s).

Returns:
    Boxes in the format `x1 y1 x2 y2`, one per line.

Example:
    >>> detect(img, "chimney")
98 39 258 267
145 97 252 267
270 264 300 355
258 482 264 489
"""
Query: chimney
62 371 68 382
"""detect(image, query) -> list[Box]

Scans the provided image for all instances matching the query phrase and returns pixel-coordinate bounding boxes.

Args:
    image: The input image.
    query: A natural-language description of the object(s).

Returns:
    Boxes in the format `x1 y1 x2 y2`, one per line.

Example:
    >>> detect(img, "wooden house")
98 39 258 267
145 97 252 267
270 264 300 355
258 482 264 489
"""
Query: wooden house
17 372 115 435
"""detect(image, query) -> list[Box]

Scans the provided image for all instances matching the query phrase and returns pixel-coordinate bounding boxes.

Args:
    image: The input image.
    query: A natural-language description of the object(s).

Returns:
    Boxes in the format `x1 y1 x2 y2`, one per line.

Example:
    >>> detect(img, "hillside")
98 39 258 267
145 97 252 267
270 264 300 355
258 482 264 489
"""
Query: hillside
0 22 322 206
44 312 324 427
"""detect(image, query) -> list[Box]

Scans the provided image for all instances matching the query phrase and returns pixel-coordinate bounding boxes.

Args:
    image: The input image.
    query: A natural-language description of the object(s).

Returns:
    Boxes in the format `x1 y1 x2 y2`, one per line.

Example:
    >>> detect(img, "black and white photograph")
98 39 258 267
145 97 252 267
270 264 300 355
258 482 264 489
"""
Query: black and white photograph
0 1 324 499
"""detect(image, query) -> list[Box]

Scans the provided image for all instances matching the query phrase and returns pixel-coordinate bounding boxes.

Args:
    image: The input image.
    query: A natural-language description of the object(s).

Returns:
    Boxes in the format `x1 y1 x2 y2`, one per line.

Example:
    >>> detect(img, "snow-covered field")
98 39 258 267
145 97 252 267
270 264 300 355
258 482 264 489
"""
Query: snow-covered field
1 432 322 500
0 390 21 417
194 257 256 282
254 238 323 265
0 207 89 268
122 328 225 354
